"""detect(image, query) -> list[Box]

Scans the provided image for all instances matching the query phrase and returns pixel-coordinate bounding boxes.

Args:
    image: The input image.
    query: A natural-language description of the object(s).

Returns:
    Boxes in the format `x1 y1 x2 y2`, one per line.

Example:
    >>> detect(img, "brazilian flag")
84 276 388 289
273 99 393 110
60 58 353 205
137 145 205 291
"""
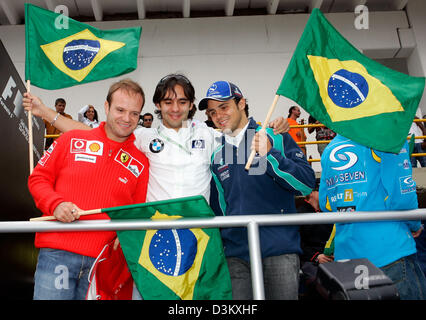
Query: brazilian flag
25 4 141 89
277 9 425 153
106 196 232 300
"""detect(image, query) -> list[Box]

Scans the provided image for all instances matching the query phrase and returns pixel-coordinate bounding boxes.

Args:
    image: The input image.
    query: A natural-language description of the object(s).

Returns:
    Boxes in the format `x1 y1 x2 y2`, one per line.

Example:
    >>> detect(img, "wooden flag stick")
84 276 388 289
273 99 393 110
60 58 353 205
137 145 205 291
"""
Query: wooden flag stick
29 208 102 221
245 94 280 170
26 80 34 174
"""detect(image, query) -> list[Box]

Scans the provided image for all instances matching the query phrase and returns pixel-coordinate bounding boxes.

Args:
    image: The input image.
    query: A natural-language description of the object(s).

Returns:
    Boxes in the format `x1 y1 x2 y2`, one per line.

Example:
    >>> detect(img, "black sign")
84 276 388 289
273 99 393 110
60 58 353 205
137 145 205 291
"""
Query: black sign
0 40 44 220
0 40 45 299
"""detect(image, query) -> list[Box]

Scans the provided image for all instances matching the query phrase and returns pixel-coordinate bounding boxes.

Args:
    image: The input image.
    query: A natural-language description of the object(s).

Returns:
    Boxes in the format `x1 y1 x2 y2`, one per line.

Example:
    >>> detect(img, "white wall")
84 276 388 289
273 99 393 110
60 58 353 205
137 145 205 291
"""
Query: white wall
407 0 426 117
0 10 422 172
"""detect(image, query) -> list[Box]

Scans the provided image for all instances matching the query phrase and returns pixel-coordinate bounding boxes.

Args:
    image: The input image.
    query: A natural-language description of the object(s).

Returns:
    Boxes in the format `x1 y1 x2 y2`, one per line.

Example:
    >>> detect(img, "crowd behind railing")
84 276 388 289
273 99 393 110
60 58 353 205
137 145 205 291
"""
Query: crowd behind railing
45 118 426 164
283 118 426 164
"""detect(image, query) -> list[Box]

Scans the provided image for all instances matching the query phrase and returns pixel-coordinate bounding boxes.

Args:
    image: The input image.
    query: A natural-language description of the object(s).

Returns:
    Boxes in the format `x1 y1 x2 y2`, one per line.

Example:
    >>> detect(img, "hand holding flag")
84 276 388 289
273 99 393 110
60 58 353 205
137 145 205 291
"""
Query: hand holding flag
276 8 425 153
30 196 233 300
24 4 142 173
25 3 142 89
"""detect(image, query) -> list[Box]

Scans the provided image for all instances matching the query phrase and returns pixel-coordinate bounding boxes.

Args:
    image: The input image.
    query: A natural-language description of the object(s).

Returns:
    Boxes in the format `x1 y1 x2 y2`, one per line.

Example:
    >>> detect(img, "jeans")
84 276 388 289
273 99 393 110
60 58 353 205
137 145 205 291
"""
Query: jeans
380 254 426 300
33 248 96 300
410 143 426 168
227 254 300 300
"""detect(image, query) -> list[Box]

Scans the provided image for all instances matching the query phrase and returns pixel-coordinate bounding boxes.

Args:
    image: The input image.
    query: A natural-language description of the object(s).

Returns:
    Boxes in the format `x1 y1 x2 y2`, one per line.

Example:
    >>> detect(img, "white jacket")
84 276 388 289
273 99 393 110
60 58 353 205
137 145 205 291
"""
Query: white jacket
134 119 220 203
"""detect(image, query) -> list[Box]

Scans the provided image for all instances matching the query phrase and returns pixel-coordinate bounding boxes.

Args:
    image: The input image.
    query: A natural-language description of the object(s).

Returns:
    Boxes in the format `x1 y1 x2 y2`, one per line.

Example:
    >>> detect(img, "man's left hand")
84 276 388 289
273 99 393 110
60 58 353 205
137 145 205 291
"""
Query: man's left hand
251 129 271 157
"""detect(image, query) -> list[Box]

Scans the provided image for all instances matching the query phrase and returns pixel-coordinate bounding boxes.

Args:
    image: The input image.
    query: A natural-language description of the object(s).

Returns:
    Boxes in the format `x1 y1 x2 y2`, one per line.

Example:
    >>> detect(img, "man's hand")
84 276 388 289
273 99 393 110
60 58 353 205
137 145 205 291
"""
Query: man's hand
268 117 290 135
53 202 81 223
23 92 48 118
113 237 121 250
251 129 271 157
412 226 424 238
317 254 334 264
24 92 90 132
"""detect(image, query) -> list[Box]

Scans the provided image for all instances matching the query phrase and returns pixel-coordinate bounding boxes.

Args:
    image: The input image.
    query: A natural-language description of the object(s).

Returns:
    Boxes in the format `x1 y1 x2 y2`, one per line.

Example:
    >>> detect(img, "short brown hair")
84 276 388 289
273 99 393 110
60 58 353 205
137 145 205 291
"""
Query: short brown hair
106 79 145 111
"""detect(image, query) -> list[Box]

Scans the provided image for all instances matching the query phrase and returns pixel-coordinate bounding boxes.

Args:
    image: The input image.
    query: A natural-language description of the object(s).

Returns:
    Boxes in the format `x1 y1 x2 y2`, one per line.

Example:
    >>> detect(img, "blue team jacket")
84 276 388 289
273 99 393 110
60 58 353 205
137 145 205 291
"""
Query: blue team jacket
319 135 420 267
210 118 316 262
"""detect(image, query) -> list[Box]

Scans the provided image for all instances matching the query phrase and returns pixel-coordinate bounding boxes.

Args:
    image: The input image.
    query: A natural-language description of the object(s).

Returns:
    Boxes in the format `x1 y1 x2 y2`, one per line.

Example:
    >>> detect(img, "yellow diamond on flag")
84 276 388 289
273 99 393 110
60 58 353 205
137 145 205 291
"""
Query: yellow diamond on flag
307 55 404 122
138 211 210 300
40 29 125 82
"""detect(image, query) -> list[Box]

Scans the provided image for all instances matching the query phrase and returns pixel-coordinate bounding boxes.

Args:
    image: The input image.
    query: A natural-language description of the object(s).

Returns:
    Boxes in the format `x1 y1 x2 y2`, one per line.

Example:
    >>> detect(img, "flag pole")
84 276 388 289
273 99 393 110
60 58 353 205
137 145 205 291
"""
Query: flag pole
29 208 102 221
26 80 34 174
245 95 280 170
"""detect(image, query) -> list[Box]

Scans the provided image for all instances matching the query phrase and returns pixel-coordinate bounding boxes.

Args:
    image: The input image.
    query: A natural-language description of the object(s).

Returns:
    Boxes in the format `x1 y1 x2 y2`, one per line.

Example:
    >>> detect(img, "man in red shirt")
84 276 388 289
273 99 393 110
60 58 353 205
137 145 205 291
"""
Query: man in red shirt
23 79 149 300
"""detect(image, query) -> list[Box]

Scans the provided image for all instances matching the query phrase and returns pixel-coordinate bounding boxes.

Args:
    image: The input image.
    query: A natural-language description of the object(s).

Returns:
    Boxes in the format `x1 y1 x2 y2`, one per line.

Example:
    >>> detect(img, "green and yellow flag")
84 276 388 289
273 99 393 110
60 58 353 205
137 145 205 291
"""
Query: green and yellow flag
25 4 141 89
277 9 425 153
106 196 232 300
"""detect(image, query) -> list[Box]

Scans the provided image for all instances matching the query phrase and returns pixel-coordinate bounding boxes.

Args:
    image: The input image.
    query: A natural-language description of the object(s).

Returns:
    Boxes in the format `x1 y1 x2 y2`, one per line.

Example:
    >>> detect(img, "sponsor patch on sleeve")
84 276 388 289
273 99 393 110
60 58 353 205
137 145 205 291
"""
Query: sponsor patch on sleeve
38 152 51 166
46 141 58 154
38 141 58 166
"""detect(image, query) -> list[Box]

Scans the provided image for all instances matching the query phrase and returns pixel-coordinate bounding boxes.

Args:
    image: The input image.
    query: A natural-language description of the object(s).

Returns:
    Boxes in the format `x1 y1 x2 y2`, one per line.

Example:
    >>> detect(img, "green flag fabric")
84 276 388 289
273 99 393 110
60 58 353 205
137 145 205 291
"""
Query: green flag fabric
106 196 232 300
277 8 425 153
25 4 141 89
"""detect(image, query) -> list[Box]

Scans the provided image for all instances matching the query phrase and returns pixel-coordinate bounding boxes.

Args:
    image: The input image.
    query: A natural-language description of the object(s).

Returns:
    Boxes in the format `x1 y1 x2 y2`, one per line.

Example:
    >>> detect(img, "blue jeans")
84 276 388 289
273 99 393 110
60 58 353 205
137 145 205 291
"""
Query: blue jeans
380 254 426 300
411 143 426 168
227 254 300 300
33 248 96 300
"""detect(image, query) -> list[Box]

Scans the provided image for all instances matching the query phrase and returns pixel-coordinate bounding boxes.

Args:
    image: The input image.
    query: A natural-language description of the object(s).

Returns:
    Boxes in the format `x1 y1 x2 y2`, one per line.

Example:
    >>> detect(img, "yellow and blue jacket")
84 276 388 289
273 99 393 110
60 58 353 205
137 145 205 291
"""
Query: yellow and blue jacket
319 135 420 267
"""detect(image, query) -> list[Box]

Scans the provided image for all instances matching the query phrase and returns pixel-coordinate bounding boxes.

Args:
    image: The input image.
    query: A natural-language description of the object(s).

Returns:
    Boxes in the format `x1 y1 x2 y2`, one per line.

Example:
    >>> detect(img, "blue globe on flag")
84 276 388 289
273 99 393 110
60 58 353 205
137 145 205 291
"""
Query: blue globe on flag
63 39 100 70
327 69 369 108
149 229 197 276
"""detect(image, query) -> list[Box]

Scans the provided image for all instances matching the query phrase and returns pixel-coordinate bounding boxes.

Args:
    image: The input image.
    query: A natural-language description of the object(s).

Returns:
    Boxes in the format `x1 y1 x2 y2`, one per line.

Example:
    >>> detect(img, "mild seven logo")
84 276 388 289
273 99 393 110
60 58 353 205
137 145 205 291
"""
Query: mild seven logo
326 144 366 188
400 176 416 194
330 144 358 171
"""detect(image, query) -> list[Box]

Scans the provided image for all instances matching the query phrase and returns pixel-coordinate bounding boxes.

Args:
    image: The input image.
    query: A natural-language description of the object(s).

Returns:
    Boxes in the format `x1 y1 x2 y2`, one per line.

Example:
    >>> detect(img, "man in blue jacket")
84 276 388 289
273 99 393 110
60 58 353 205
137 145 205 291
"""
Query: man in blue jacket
319 134 426 300
199 81 316 299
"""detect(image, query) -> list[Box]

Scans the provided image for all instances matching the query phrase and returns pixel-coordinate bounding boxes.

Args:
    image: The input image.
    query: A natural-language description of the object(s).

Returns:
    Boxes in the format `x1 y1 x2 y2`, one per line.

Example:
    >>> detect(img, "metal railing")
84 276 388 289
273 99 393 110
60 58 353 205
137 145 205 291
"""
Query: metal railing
1 209 426 300
292 119 426 163
45 121 426 163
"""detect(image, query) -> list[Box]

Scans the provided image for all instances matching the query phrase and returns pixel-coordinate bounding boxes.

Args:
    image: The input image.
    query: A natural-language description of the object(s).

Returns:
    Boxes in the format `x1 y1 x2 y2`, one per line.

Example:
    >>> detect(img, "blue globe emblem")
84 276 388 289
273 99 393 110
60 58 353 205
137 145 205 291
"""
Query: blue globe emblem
149 229 197 276
327 69 369 108
63 39 101 70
